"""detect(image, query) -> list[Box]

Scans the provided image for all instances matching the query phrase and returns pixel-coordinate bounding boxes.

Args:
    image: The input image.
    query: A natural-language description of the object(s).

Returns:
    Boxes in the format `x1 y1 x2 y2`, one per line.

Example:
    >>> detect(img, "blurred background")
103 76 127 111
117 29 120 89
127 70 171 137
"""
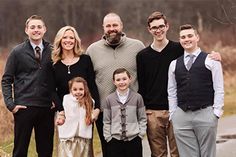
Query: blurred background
0 0 236 156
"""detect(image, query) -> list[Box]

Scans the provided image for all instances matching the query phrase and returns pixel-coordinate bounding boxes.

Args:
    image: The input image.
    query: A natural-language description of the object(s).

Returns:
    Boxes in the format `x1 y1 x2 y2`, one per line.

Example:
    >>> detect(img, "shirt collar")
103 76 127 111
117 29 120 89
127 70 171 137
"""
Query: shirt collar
30 41 44 51
150 40 169 52
150 42 158 51
116 88 130 97
184 47 201 58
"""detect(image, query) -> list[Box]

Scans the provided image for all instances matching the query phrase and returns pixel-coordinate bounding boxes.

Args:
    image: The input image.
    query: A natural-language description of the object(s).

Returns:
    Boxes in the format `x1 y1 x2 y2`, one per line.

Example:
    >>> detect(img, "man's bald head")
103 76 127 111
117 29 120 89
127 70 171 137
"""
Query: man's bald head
103 13 123 26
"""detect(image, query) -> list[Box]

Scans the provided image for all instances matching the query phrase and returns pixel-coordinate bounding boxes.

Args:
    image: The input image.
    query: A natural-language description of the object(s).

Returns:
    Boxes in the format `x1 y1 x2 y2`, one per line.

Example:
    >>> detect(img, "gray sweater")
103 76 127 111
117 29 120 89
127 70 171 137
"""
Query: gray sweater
103 90 147 142
86 34 145 110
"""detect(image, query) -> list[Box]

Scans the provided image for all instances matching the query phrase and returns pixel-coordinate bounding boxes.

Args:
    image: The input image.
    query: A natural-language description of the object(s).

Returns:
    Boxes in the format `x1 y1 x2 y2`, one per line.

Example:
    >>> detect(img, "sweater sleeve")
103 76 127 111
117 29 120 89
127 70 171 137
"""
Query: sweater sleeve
168 60 178 120
137 94 147 138
103 97 112 142
86 55 100 110
52 75 64 111
1 49 17 111
136 52 145 96
49 62 64 111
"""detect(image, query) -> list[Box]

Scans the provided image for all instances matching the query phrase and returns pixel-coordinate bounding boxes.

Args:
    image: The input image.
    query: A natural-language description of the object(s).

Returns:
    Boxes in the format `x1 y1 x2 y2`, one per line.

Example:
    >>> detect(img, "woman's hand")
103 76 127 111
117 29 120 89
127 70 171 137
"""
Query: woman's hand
55 111 66 125
92 108 100 122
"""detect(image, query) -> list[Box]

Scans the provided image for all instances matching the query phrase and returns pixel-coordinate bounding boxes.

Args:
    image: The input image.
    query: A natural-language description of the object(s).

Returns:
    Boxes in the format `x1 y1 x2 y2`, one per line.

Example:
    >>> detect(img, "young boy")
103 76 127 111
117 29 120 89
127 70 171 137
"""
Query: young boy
103 68 147 157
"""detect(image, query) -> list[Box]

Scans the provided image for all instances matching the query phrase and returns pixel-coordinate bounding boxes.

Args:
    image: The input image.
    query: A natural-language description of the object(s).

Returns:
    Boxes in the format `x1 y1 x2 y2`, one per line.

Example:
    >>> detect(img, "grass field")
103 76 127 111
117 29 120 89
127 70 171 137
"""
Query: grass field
0 125 101 157
223 88 236 116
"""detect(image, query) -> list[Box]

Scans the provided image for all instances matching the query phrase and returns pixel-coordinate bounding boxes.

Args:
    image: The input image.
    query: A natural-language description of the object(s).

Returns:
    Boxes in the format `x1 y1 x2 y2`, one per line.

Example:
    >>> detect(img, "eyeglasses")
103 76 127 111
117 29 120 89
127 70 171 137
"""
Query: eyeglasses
150 24 166 32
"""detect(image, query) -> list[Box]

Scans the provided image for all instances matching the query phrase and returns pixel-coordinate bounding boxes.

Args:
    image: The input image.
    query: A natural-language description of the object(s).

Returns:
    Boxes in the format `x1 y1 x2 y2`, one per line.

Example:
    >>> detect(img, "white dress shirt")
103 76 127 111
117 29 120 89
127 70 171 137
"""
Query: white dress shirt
168 48 224 120
116 88 130 104
30 41 44 56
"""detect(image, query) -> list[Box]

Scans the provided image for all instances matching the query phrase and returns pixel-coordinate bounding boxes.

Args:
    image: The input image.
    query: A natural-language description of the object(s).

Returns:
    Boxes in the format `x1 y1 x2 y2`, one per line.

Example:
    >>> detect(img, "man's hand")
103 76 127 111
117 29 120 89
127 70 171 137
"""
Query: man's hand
12 105 27 113
145 109 153 115
209 51 222 61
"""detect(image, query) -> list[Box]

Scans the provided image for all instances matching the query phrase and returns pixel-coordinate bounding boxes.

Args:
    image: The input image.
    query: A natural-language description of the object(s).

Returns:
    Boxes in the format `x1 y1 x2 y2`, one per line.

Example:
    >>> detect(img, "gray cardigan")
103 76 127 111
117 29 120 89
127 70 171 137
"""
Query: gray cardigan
103 90 147 142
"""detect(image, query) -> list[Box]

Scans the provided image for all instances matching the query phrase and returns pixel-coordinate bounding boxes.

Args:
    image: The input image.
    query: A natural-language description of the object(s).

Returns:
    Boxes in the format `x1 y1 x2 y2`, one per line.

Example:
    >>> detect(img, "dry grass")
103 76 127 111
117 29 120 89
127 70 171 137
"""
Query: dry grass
223 87 236 116
210 43 236 116
0 50 14 145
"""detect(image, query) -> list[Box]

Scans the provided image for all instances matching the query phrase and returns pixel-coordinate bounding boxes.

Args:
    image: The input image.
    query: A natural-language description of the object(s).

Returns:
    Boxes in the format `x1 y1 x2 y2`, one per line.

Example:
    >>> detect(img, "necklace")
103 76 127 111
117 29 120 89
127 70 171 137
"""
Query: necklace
62 57 74 74
67 65 71 74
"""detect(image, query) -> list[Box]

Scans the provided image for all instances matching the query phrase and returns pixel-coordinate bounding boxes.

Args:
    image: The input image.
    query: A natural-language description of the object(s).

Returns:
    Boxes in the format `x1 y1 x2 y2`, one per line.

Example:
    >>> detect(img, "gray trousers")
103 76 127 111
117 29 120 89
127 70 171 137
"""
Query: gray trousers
171 106 218 157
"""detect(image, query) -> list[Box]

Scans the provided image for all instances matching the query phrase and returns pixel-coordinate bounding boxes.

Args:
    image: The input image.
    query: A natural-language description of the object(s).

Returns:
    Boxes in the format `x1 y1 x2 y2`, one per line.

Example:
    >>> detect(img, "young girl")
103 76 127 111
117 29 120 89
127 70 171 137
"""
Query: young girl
57 77 94 157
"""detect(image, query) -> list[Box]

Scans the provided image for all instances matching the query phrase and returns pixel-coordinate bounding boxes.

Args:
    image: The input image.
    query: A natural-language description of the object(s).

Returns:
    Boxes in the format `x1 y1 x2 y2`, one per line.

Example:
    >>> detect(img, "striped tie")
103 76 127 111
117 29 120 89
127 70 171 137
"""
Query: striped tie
35 46 41 63
186 54 194 70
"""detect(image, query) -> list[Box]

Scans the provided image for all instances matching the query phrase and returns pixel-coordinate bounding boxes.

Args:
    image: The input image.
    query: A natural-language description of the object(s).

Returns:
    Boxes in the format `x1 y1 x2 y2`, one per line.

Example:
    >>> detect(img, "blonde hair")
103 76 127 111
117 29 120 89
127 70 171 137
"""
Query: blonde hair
52 26 83 64
68 77 93 126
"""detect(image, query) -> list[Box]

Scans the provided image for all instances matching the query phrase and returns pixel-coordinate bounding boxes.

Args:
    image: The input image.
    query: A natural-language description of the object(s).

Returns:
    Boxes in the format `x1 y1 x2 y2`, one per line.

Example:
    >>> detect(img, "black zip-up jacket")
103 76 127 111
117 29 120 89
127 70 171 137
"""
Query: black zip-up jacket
1 39 62 111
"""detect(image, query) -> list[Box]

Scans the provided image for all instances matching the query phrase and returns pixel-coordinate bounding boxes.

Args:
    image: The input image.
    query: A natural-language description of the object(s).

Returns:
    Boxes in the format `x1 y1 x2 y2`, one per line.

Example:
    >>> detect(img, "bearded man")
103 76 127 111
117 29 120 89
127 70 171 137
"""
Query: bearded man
86 12 145 157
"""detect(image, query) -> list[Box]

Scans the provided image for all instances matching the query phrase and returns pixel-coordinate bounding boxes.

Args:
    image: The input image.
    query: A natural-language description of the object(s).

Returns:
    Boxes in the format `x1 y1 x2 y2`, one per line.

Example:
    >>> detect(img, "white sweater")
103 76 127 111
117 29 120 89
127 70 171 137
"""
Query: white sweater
58 94 93 139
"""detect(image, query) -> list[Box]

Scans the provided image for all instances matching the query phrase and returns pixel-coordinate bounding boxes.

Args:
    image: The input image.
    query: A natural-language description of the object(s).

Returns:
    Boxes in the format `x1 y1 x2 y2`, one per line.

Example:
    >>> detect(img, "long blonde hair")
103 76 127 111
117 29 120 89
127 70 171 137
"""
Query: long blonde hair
68 77 93 126
52 26 83 64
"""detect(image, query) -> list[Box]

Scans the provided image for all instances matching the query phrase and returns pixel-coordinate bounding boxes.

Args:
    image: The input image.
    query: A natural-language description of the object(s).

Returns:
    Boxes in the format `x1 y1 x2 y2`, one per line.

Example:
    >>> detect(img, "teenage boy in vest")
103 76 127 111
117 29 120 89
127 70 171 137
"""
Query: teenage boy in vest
168 24 224 157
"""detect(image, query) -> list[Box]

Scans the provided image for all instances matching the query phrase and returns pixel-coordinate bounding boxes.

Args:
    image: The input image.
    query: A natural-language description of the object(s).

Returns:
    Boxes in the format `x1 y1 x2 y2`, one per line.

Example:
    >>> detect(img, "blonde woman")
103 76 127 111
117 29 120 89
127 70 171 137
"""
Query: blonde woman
53 26 100 156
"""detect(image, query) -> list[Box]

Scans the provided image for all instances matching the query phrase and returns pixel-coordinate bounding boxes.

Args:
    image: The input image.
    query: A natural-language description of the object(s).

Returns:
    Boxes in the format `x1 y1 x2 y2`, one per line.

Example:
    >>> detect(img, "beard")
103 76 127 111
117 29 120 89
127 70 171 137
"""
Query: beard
105 30 123 45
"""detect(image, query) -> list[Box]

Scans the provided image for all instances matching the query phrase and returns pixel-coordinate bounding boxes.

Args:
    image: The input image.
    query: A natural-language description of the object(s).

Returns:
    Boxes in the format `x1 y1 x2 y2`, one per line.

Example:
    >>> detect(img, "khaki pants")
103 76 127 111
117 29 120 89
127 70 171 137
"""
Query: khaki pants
146 110 179 157
58 137 93 157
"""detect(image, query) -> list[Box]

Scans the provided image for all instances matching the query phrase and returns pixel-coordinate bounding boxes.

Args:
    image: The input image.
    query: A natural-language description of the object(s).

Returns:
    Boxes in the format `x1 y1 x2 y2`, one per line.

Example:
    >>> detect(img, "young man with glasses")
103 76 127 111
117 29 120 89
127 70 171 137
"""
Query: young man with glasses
136 11 221 157
137 11 181 157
